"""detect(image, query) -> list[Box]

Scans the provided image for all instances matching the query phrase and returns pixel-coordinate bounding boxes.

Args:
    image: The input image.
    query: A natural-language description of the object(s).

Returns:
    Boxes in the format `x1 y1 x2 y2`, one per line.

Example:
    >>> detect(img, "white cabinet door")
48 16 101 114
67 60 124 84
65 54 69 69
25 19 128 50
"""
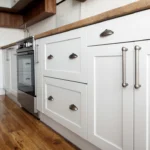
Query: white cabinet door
10 48 18 96
39 28 87 83
88 43 134 150
133 41 150 150
43 77 87 139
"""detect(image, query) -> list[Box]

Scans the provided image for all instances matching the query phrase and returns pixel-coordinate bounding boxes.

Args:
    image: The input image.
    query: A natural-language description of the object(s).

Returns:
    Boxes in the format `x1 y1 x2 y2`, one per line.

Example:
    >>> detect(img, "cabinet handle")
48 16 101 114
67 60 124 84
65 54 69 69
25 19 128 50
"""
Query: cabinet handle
48 96 54 101
122 47 128 88
26 63 30 65
47 55 54 60
69 104 78 111
69 53 78 59
100 29 114 37
36 44 39 63
134 45 141 89
26 78 30 80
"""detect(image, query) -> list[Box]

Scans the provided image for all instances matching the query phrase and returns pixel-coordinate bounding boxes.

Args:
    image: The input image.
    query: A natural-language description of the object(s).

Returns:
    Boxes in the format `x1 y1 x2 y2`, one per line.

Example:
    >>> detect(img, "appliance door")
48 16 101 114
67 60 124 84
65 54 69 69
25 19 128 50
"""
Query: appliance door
17 51 35 97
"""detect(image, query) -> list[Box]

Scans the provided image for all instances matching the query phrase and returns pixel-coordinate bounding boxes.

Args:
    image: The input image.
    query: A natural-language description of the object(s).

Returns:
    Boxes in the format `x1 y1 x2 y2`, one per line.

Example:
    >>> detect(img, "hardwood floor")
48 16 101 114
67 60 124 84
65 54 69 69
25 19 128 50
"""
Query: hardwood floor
0 96 79 150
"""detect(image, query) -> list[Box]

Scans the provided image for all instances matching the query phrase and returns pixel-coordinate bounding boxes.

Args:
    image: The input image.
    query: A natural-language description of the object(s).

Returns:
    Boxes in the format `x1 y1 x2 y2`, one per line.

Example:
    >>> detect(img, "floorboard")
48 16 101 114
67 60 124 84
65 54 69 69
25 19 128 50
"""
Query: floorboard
0 96 79 150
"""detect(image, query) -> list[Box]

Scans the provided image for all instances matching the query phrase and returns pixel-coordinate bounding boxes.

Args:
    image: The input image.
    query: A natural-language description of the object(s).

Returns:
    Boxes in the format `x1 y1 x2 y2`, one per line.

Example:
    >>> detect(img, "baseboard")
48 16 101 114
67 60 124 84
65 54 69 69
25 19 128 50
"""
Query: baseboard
40 113 100 150
0 88 5 95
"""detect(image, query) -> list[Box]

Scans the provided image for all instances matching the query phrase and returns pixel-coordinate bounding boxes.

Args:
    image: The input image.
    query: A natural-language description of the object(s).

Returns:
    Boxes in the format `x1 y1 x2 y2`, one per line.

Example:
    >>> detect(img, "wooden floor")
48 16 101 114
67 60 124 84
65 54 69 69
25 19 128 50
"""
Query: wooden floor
0 96 79 150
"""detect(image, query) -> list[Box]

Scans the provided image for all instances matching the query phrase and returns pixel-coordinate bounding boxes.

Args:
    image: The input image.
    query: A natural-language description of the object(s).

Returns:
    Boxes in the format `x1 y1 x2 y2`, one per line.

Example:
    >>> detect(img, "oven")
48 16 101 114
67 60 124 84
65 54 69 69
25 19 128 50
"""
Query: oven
17 50 35 96
17 37 37 116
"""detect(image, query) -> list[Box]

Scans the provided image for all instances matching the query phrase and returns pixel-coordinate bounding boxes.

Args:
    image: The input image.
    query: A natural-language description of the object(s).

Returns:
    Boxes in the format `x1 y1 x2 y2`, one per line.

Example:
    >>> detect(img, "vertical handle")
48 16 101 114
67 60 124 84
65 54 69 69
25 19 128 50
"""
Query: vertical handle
6 50 9 61
122 47 128 88
36 44 39 63
134 45 141 89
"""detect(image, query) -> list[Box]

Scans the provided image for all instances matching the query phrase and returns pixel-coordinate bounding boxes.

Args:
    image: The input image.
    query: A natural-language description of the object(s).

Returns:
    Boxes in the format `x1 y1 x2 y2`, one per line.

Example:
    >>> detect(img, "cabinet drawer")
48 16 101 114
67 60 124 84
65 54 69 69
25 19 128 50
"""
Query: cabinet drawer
40 28 87 83
43 77 87 139
87 10 150 46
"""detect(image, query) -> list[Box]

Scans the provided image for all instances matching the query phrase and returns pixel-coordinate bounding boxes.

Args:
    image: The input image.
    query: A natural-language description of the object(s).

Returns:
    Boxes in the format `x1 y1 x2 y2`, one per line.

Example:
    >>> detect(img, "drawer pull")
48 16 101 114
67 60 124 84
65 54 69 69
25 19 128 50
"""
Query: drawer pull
26 63 31 65
47 55 54 60
100 29 114 37
69 104 78 111
48 96 54 101
26 78 30 80
69 53 78 59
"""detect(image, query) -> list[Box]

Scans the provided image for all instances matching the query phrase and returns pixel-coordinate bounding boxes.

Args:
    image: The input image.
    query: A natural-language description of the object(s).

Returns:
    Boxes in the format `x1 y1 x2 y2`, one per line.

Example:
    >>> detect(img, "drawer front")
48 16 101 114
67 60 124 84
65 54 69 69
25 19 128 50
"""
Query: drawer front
40 28 87 83
43 77 87 139
87 10 150 46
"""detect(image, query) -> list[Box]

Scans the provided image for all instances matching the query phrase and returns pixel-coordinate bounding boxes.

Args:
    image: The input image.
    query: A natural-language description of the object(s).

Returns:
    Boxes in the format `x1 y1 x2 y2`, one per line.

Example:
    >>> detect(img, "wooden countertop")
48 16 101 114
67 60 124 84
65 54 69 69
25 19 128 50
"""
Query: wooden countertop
1 0 150 49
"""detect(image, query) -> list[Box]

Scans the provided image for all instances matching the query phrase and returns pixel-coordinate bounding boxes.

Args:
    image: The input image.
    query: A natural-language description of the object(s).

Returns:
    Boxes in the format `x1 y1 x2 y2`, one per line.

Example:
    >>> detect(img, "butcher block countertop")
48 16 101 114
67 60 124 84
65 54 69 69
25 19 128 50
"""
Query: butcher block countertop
1 0 150 49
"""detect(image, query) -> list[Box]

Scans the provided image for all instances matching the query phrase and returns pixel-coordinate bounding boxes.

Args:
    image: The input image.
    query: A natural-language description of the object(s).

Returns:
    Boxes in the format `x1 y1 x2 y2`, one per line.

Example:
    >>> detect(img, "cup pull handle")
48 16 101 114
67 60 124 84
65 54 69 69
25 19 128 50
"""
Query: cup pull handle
69 53 78 59
69 104 78 111
100 29 114 37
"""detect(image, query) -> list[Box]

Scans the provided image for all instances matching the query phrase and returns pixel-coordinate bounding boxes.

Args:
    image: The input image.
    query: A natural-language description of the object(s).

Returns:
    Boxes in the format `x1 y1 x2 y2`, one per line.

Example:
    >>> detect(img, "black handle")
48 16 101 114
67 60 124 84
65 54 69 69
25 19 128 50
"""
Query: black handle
69 104 78 111
47 55 54 60
100 29 114 37
48 96 54 101
69 53 78 59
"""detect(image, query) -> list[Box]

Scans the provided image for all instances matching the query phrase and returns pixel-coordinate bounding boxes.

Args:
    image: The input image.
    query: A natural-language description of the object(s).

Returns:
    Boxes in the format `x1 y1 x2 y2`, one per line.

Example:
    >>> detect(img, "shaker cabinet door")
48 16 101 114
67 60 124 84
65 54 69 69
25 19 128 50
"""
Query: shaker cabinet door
87 43 134 150
133 41 150 150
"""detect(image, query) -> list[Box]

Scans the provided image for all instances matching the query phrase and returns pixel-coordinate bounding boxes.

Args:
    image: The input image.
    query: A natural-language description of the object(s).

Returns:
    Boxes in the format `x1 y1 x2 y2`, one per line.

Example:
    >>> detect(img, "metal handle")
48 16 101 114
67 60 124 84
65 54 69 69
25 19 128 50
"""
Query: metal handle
36 44 39 63
69 104 78 111
26 78 30 80
134 45 141 89
47 55 54 60
122 47 128 88
69 53 78 59
100 29 114 37
26 63 31 65
48 96 54 101
6 50 9 61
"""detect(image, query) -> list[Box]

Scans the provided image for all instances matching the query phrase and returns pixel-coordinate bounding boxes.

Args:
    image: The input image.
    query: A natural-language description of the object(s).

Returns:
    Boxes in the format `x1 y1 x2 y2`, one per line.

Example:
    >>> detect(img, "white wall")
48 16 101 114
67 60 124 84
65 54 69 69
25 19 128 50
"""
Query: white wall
0 0 12 8
28 0 137 36
0 28 24 47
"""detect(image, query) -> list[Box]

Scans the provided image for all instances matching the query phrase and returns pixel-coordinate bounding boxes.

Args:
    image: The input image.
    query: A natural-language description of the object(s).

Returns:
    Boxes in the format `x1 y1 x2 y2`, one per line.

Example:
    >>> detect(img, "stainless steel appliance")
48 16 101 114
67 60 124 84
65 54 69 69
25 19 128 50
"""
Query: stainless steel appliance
17 37 37 116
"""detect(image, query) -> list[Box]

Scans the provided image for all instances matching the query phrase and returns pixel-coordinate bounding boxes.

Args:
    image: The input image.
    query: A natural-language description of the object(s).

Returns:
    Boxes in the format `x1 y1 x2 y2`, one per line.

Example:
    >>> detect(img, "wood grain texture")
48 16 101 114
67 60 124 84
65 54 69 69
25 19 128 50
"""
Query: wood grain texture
0 96 79 150
0 13 23 28
35 0 150 39
21 0 56 27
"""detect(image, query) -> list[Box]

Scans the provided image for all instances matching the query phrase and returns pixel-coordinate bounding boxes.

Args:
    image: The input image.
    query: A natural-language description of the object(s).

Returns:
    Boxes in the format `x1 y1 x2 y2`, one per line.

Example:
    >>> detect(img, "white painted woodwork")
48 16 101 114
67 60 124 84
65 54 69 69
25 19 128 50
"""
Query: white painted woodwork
35 40 44 112
133 41 150 150
87 10 150 46
39 28 87 83
10 47 18 96
87 43 134 150
43 77 87 139
4 49 11 92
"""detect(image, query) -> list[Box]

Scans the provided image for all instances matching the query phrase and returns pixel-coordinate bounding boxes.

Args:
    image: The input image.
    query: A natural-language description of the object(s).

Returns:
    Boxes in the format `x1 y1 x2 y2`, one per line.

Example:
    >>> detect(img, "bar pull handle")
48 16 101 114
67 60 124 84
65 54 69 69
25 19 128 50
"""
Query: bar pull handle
134 45 141 89
69 53 78 59
100 29 114 37
69 104 78 111
122 47 128 88
36 44 39 63
48 96 54 101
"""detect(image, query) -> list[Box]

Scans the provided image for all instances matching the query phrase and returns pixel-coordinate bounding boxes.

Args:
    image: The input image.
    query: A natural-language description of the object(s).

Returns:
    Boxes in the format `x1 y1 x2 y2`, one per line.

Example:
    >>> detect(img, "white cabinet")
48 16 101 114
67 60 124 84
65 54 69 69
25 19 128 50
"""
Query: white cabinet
3 49 11 92
3 46 18 97
39 28 87 83
133 41 150 150
43 77 87 139
88 43 134 150
88 41 150 150
10 48 18 96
